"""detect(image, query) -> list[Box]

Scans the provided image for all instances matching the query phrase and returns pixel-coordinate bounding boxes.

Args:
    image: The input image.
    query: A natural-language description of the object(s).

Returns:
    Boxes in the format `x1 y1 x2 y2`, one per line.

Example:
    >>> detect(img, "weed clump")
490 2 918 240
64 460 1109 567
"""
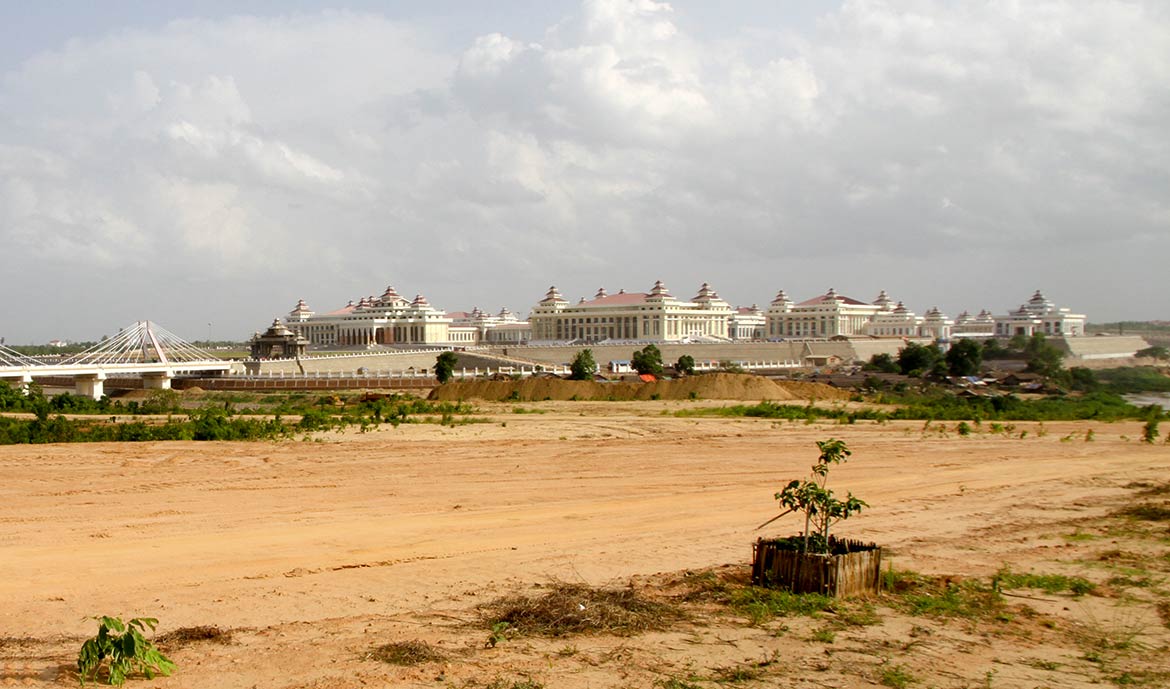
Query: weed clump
483 582 681 637
366 639 446 666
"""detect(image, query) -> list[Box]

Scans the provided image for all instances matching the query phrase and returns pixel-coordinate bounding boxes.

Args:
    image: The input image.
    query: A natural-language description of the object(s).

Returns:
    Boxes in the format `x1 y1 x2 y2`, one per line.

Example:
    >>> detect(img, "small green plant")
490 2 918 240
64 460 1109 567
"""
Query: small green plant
836 601 882 626
1142 417 1160 444
765 439 866 554
983 668 997 687
880 663 917 688
712 662 761 682
811 627 836 643
486 621 512 648
77 616 175 686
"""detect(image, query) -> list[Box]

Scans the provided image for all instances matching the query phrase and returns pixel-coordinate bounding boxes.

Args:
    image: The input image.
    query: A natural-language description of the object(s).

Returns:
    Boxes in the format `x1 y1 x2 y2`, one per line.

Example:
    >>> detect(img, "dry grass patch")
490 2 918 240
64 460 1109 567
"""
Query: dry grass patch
155 625 232 650
483 582 683 637
366 639 447 666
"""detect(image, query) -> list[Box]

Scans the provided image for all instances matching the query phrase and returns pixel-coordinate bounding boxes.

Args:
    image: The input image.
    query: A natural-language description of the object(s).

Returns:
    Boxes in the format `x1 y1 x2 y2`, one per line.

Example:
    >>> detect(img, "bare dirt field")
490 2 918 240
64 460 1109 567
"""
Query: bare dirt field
2 402 1168 688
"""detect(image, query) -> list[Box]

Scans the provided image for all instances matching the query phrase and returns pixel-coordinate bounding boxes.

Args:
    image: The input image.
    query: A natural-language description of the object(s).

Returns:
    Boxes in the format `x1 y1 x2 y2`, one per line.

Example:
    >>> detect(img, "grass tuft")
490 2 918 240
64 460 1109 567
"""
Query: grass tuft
884 570 1005 619
880 663 917 688
726 587 836 625
994 567 1096 596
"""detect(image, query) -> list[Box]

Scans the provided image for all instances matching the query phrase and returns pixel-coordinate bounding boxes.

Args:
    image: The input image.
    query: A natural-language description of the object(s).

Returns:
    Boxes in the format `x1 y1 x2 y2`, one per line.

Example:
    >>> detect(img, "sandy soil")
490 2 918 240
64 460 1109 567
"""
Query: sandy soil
1 404 1168 688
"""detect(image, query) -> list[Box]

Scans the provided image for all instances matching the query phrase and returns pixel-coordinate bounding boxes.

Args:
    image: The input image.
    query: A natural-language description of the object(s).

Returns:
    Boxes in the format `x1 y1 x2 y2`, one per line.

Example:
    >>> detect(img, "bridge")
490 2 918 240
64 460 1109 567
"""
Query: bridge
0 321 231 399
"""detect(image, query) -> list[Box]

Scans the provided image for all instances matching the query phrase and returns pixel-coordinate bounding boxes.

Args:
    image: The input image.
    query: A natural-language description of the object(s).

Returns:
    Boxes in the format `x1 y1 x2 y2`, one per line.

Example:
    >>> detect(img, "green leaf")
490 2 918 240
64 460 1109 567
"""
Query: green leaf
101 616 125 633
120 632 136 658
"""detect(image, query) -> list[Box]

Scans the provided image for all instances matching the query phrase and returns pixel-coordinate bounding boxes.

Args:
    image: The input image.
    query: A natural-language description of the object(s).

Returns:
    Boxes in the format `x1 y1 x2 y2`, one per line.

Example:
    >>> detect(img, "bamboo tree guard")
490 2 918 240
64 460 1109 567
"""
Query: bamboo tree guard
752 536 882 597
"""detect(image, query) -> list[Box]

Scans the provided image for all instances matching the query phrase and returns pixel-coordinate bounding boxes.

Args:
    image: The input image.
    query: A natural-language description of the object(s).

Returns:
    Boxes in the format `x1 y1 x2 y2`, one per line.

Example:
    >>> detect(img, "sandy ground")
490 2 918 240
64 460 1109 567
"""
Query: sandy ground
1 403 1168 687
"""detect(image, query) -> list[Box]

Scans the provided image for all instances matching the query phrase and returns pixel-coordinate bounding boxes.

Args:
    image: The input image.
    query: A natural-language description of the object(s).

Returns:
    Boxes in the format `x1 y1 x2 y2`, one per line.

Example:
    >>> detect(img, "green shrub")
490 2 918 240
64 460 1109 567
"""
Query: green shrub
78 616 175 686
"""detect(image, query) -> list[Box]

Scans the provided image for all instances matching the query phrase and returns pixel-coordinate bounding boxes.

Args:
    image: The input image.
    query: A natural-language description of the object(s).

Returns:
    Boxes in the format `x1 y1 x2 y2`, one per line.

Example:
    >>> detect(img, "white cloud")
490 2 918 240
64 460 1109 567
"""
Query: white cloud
1 1 1168 341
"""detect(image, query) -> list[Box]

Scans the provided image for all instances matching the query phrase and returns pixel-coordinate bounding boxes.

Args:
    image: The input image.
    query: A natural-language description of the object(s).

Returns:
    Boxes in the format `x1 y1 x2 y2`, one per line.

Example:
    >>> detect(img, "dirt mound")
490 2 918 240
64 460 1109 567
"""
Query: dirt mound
429 373 849 402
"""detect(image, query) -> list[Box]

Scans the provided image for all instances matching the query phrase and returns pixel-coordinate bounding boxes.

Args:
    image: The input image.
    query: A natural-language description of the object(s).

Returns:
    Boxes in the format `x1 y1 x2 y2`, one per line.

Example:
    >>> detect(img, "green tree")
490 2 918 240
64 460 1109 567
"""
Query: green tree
863 352 900 373
631 344 664 376
982 338 1010 359
1064 366 1099 392
434 351 458 384
897 342 942 377
771 439 867 554
675 354 696 376
945 339 983 377
569 349 597 380
1024 333 1065 377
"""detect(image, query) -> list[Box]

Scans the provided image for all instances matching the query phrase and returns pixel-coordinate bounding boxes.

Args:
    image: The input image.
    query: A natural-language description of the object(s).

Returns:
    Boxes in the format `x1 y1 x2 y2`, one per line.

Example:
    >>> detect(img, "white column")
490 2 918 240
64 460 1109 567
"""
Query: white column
142 372 174 390
75 372 107 400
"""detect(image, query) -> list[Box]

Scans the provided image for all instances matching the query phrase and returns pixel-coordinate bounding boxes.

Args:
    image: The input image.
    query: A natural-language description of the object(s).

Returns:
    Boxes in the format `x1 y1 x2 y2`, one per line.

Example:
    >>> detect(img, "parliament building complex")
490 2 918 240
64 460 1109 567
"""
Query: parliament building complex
261 281 1086 350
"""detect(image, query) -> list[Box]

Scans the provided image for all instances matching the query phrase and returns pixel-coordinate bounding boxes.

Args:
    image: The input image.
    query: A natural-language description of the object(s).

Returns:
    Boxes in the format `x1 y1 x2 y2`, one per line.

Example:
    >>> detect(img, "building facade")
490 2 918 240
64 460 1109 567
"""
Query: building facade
448 307 532 344
993 291 1086 338
284 286 453 347
269 282 1087 350
729 305 766 340
528 281 733 343
952 310 996 338
766 288 884 338
279 285 532 348
764 288 958 340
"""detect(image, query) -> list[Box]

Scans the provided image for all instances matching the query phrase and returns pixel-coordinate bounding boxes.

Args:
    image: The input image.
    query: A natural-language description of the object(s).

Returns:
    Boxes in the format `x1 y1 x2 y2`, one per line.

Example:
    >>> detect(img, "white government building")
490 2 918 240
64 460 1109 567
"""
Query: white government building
528 281 733 343
272 282 1086 348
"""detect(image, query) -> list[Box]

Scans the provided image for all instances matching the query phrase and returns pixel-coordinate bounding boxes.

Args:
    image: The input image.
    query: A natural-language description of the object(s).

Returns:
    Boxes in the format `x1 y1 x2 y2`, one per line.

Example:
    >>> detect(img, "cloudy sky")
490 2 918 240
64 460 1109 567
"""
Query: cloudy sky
2 0 1167 343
